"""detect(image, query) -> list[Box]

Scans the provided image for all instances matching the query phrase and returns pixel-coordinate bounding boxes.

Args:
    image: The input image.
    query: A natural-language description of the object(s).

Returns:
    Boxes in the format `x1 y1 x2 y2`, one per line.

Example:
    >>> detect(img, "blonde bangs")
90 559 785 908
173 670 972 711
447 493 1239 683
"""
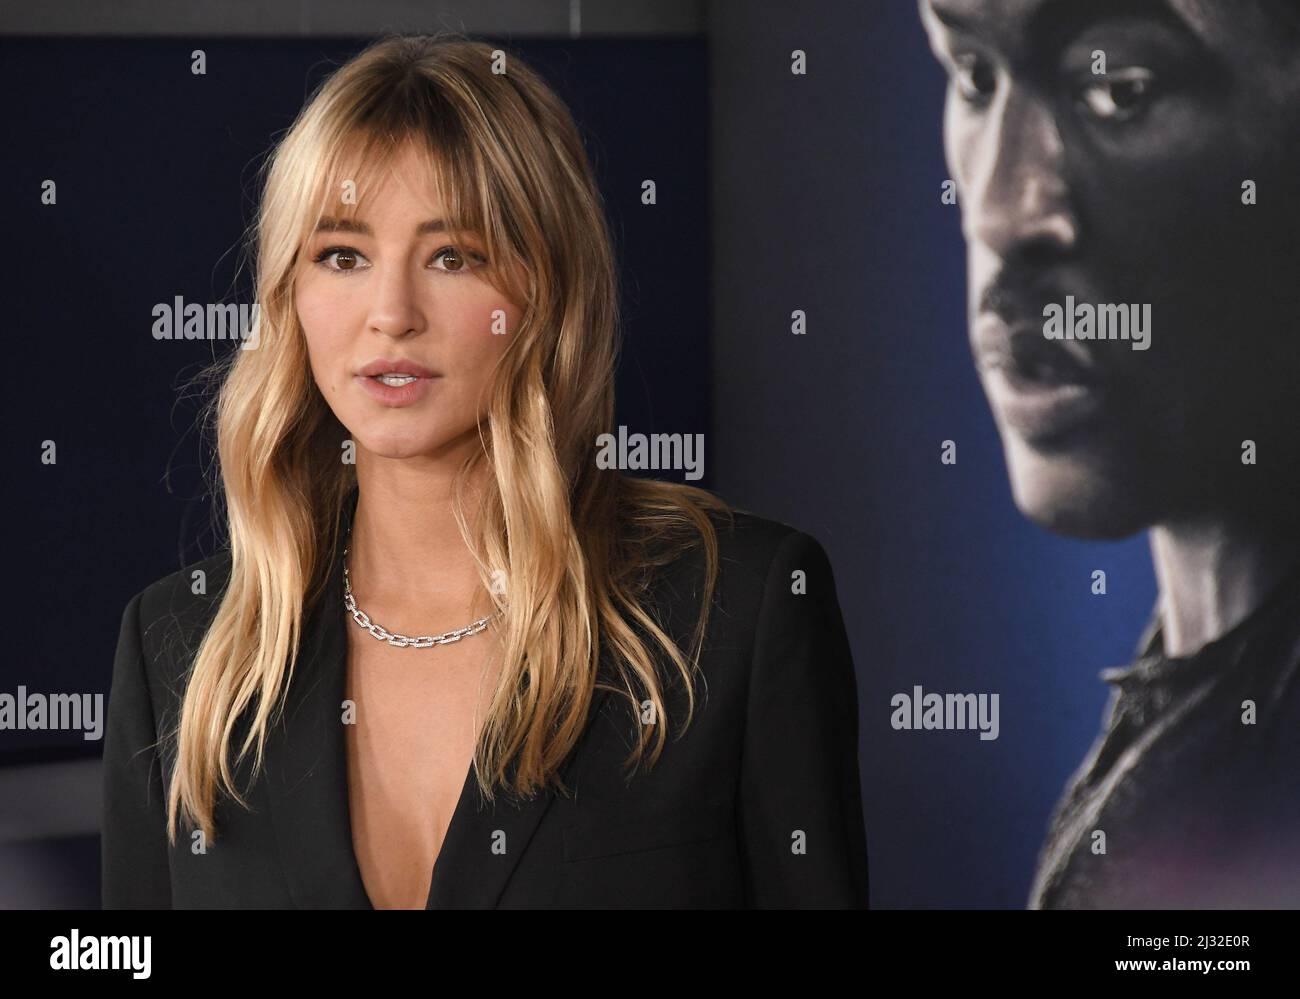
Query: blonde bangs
288 95 525 311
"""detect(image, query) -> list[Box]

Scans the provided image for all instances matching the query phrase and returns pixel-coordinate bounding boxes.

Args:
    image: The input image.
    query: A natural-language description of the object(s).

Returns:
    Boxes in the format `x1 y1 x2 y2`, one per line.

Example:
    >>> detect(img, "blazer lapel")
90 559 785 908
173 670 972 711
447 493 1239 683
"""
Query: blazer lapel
262 489 613 909
263 513 372 908
424 683 610 909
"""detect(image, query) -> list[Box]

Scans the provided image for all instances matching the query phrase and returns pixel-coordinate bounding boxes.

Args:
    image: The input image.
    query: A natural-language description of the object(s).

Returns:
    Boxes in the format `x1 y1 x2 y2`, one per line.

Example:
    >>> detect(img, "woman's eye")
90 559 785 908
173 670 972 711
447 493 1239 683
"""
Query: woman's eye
432 246 486 274
309 245 486 275
313 247 369 272
953 53 996 103
1078 68 1156 122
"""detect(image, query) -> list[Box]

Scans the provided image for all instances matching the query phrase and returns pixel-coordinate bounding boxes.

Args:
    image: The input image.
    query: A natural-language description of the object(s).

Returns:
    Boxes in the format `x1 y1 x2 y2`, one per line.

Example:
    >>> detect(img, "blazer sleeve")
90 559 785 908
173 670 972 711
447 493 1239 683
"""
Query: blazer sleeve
737 529 870 908
101 589 174 908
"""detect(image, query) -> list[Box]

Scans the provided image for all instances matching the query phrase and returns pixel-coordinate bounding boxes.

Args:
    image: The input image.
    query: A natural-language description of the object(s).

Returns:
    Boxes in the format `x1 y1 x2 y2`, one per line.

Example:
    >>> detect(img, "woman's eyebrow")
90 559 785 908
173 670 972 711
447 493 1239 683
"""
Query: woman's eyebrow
312 216 452 236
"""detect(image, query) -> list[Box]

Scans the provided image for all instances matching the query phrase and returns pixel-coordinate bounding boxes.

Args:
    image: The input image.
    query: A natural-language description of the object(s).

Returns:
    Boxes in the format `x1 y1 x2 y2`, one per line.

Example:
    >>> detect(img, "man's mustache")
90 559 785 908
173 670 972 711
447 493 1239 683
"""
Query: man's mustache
973 262 1103 379
976 261 1063 324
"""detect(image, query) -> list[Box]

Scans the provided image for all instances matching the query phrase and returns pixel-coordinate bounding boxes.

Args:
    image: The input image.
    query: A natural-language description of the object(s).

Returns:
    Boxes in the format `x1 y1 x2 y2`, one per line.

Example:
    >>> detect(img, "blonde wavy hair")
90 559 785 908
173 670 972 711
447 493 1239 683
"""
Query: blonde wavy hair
167 33 731 844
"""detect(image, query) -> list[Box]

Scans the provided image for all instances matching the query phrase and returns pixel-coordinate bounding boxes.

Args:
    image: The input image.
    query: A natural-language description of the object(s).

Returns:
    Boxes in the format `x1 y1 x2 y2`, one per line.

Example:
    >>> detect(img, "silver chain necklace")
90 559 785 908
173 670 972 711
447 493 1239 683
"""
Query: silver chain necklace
342 526 493 649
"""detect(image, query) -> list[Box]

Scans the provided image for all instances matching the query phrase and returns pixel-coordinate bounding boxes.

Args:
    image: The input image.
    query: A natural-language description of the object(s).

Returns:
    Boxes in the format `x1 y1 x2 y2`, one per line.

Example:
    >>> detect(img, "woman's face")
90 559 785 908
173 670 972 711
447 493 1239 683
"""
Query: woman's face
295 142 520 463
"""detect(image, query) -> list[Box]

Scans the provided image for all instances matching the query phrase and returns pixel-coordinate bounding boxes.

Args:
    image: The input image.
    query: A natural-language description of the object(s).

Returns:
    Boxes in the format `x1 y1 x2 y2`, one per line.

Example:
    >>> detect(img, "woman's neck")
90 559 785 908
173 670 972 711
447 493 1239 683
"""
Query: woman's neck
348 449 492 626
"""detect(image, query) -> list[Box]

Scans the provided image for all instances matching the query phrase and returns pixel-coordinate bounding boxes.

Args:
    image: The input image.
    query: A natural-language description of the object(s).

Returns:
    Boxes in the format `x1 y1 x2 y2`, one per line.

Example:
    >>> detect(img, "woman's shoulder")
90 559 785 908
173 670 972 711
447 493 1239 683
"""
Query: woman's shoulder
133 550 233 624
716 507 830 561
638 506 843 643
667 506 836 581
120 551 233 680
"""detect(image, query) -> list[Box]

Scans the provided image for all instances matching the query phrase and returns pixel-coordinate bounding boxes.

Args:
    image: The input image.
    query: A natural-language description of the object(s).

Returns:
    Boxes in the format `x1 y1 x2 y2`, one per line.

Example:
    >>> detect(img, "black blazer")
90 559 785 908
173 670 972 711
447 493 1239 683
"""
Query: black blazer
102 504 870 908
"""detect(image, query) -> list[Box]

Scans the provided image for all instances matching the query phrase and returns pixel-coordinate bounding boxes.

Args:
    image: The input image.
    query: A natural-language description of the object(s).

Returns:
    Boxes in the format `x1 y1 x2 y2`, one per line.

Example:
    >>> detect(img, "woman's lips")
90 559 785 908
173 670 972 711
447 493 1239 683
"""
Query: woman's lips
357 358 440 379
356 373 439 407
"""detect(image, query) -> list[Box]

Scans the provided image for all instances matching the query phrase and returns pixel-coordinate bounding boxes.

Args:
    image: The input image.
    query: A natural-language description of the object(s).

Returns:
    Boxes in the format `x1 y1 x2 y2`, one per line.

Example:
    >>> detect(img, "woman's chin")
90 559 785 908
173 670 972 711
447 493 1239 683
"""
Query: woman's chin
350 425 475 463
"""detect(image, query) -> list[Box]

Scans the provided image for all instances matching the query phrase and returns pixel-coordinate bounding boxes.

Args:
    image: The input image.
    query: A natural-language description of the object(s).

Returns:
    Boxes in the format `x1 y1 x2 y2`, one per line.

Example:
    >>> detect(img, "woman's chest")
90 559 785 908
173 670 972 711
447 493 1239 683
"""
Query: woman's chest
343 636 499 907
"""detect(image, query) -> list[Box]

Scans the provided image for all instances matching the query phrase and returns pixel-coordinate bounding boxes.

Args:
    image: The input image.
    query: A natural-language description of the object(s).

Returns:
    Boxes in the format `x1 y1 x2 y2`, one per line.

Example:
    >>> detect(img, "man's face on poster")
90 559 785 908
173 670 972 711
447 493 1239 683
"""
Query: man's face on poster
920 0 1300 539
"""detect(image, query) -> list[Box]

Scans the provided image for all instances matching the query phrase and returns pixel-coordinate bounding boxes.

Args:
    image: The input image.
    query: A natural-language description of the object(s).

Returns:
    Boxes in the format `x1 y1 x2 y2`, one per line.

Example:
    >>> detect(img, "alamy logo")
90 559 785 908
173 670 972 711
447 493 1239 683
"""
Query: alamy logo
890 685 999 740
595 425 704 481
152 296 260 349
0 687 103 740
1042 296 1151 351
50 930 151 979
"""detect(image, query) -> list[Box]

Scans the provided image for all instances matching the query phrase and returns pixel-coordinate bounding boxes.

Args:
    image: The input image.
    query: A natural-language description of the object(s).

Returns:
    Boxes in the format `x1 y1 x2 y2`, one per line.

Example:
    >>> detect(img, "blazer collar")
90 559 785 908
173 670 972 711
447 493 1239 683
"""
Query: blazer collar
262 487 609 908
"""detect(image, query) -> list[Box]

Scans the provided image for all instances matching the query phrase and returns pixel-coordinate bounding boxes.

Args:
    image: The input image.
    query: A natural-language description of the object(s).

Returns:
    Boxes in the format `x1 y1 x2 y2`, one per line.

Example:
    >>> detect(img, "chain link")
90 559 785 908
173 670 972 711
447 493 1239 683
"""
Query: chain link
342 543 494 649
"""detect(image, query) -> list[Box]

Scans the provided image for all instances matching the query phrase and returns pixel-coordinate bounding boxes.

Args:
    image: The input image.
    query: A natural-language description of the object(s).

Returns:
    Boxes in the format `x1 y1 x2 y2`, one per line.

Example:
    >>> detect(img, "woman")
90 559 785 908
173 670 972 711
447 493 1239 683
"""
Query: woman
102 33 869 909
